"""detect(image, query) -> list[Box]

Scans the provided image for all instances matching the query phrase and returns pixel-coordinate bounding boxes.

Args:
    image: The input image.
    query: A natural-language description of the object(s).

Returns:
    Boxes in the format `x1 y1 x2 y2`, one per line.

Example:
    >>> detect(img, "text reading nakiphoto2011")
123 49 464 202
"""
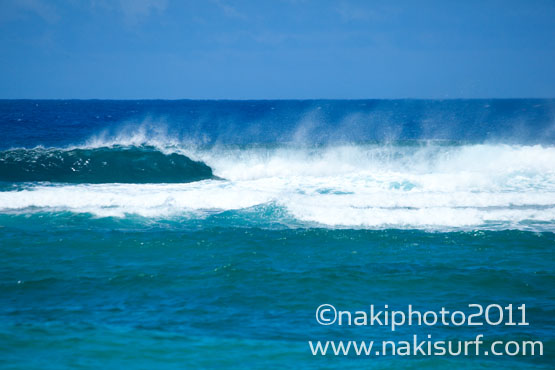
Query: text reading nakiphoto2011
315 303 529 332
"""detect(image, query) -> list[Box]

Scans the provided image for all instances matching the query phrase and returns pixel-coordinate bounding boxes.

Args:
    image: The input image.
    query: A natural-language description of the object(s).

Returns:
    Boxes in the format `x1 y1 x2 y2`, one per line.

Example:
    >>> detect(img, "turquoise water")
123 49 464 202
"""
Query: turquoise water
0 100 554 368
2 215 553 368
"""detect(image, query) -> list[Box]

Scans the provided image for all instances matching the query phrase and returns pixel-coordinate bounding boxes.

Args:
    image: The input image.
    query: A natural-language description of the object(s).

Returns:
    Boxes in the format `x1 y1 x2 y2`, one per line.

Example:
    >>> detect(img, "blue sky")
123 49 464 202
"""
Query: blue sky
0 0 554 99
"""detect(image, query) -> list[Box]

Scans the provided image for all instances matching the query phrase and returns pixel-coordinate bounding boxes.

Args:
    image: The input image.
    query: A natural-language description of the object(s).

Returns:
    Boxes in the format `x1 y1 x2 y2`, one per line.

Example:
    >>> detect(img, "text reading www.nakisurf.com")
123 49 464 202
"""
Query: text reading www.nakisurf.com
310 304 544 357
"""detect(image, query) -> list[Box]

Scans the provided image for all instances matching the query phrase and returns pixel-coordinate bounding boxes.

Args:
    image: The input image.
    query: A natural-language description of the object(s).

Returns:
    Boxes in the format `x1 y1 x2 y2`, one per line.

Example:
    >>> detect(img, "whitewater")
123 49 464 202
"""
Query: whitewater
1 140 554 230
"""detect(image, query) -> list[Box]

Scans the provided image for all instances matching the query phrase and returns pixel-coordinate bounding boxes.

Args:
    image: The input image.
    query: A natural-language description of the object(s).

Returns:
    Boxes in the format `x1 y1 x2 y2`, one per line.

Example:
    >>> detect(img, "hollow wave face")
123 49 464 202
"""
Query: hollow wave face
0 140 554 231
0 146 215 184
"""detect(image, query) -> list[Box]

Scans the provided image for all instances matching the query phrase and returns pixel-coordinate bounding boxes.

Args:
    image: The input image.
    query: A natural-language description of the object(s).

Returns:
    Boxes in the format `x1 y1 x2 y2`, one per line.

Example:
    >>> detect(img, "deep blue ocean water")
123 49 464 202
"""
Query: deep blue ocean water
0 100 554 368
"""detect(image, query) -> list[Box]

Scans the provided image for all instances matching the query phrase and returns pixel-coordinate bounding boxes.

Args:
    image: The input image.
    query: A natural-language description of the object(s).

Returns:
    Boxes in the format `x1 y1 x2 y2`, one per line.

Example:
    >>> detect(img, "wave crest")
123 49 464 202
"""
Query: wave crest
0 146 215 183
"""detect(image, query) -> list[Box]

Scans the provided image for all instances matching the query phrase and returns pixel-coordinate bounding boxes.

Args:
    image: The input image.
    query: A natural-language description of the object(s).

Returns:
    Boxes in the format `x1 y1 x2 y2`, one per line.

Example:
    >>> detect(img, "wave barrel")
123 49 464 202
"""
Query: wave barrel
0 147 215 183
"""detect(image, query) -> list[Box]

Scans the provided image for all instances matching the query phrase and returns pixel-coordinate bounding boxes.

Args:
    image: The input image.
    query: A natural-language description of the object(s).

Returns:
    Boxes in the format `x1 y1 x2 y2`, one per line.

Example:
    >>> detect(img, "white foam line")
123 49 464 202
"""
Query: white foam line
1 142 554 229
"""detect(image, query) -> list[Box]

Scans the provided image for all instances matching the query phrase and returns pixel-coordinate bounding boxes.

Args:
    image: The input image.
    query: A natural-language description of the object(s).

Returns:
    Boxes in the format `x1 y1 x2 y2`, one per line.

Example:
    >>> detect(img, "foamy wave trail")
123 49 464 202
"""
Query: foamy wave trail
0 142 554 231
0 146 215 183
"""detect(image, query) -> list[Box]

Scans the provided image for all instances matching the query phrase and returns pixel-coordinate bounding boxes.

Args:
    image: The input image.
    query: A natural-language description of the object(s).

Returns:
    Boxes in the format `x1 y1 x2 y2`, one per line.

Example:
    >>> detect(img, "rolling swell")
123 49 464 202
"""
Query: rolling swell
0 146 215 183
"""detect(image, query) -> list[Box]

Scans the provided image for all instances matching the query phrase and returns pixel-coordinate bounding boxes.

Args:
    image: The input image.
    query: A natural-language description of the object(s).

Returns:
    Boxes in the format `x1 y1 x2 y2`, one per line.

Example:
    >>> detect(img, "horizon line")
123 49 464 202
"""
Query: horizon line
1 97 555 101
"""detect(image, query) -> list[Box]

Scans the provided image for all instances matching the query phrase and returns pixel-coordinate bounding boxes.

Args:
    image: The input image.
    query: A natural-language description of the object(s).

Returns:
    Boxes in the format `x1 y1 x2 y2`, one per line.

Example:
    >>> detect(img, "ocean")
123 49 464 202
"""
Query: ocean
0 100 554 368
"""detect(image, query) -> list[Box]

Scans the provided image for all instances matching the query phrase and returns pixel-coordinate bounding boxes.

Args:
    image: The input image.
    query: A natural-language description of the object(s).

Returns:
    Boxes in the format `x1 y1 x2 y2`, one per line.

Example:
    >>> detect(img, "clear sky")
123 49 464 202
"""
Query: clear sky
1 0 554 99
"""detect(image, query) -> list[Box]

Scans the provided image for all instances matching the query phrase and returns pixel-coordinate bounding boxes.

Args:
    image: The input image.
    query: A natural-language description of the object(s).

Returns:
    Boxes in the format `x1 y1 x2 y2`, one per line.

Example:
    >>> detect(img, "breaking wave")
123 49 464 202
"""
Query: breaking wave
0 146 215 183
0 136 554 231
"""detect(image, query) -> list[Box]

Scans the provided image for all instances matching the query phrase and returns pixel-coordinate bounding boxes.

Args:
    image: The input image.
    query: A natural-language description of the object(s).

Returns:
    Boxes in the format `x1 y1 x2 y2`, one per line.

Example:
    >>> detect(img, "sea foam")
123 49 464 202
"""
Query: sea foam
0 142 554 230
